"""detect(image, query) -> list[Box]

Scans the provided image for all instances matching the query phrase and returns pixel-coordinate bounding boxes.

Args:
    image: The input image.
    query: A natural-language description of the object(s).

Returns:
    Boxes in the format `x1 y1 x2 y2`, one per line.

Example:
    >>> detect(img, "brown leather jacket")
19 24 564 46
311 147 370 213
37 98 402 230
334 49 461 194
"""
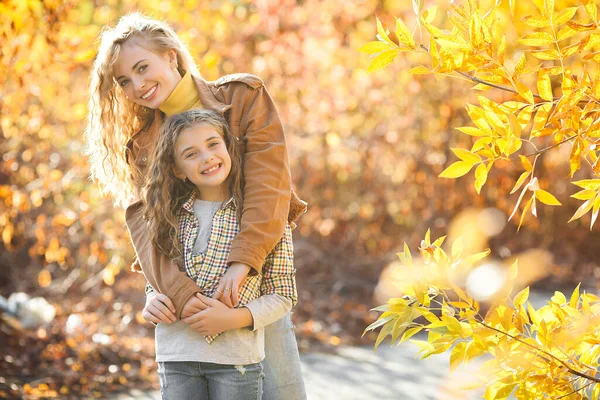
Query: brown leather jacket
124 73 307 317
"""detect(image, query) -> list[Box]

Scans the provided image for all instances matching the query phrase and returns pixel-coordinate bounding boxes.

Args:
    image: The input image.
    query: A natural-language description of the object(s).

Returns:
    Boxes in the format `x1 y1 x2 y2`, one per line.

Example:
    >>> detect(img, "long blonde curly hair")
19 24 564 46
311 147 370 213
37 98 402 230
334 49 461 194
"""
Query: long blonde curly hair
84 13 200 207
142 109 245 264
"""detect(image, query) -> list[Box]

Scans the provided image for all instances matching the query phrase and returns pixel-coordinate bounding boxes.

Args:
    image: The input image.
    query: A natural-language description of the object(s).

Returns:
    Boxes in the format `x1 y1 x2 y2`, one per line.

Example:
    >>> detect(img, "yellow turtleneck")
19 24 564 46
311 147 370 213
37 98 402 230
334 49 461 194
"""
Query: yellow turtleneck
159 71 202 116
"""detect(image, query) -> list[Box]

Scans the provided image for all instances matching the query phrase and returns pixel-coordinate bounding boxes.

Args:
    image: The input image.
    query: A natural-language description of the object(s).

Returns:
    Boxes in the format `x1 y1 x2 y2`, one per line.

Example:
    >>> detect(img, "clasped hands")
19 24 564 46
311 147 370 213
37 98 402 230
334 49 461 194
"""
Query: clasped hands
143 263 252 336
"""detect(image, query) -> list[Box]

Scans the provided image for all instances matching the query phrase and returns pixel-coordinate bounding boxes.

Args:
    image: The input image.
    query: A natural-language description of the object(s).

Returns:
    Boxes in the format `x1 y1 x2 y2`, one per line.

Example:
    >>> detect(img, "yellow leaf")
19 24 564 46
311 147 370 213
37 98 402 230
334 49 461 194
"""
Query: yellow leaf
571 189 597 200
376 17 394 45
464 248 491 264
395 17 415 48
409 65 431 74
517 32 555 46
551 291 567 304
469 12 483 48
531 103 552 137
518 196 533 230
572 179 600 190
359 41 394 54
457 126 488 137
522 15 550 28
422 5 437 24
519 155 533 171
367 49 400 73
512 52 527 80
515 81 534 104
569 283 581 308
569 139 582 177
591 195 600 229
474 163 488 194
557 25 578 41
452 148 481 163
449 342 467 372
466 104 493 134
586 1 598 22
451 237 464 259
535 189 561 205
568 198 594 223
553 7 579 26
513 287 529 308
510 171 531 194
537 70 553 101
584 33 600 51
439 161 475 179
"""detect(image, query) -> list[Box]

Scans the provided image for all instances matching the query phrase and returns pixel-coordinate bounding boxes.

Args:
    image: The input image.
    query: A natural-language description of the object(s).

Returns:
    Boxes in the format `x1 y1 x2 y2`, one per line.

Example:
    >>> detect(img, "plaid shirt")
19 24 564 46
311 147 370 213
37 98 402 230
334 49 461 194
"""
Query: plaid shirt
146 193 297 343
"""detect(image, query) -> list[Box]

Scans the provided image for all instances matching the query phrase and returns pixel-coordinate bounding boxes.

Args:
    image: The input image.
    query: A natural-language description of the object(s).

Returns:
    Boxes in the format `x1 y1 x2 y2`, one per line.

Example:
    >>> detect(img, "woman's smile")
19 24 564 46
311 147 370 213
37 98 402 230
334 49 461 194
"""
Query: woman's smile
141 84 158 101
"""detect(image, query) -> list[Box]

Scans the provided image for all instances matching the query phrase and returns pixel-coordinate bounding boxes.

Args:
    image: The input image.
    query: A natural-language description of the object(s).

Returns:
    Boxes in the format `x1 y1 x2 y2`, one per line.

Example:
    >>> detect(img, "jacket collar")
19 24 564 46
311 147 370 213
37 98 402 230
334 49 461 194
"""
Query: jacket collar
128 74 232 146
180 191 236 215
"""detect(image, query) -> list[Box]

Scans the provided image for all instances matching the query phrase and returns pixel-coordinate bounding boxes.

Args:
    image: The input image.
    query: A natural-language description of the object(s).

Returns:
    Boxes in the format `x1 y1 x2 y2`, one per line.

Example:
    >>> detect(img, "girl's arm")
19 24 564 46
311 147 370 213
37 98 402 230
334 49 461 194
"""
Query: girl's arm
245 223 297 331
142 283 177 324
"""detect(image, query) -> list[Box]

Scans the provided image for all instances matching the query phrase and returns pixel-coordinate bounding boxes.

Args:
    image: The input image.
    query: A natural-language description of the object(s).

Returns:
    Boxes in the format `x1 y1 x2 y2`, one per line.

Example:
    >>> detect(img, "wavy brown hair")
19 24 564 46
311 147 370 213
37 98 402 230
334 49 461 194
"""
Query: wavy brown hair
84 13 200 207
142 109 244 263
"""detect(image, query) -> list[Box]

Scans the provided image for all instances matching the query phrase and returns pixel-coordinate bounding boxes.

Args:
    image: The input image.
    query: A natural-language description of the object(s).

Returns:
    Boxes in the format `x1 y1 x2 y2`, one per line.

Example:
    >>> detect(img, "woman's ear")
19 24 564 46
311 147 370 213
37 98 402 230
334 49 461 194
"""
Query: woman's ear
166 49 177 66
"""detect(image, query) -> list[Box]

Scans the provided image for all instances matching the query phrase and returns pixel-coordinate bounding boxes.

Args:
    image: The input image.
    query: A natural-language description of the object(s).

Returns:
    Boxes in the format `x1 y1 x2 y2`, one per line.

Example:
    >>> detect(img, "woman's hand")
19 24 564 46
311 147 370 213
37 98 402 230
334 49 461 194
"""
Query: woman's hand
212 263 251 308
142 293 177 324
183 293 253 336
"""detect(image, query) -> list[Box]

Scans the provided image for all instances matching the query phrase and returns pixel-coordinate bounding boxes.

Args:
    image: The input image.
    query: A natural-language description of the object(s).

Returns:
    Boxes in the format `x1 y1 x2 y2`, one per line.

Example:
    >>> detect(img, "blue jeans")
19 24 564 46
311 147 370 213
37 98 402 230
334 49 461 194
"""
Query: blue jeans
157 361 264 400
262 312 307 400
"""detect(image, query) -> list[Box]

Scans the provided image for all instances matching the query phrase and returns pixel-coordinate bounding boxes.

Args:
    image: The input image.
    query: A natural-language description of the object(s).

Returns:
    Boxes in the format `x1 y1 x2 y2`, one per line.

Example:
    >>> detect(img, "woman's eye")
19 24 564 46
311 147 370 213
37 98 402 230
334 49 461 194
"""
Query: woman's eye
209 142 219 148
139 65 147 73
119 80 129 87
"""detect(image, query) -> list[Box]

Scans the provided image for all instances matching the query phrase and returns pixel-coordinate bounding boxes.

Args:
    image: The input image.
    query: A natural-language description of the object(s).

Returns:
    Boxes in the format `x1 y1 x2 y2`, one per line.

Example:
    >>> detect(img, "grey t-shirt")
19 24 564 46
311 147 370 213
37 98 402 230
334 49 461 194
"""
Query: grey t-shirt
150 200 292 365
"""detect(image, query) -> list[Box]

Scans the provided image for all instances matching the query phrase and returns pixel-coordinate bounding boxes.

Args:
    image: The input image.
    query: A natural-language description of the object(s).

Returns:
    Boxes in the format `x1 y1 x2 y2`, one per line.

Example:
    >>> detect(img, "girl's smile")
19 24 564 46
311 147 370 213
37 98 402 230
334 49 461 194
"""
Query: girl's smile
172 124 232 201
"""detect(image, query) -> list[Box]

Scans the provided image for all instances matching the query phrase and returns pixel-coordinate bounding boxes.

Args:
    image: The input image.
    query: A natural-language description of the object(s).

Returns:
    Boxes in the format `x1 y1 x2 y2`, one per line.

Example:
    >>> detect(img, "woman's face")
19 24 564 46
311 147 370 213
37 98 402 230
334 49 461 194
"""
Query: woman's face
112 38 182 109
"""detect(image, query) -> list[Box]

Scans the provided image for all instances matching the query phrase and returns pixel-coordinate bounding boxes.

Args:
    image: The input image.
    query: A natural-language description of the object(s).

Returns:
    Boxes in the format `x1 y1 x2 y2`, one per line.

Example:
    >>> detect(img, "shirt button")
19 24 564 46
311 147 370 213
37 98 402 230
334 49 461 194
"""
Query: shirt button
141 156 147 162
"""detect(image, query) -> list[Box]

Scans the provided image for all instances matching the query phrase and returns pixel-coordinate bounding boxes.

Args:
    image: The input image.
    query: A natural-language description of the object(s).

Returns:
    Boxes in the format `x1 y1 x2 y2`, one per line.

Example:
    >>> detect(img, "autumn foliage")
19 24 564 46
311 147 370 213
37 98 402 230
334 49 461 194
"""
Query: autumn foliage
363 0 600 398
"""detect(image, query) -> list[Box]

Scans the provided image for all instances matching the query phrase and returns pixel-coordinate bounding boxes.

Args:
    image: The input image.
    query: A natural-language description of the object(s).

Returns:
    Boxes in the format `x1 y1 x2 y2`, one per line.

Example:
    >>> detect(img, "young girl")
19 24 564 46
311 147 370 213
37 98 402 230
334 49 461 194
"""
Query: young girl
85 13 306 399
140 109 296 399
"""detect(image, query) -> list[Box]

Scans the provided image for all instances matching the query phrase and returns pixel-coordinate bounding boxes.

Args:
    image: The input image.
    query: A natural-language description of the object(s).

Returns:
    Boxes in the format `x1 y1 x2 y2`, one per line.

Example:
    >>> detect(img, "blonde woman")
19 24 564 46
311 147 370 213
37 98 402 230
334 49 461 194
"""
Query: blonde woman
85 13 306 400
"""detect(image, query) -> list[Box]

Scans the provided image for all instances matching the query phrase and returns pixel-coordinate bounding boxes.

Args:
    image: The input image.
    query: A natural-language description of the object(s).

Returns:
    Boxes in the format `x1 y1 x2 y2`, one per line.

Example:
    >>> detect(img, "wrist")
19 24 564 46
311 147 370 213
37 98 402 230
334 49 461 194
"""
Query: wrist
229 307 254 330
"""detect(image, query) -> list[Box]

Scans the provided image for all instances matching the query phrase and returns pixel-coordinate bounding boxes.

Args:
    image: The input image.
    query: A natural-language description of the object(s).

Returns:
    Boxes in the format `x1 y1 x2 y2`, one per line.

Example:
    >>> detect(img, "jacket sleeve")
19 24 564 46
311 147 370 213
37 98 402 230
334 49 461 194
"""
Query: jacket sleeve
125 201 200 319
227 83 292 272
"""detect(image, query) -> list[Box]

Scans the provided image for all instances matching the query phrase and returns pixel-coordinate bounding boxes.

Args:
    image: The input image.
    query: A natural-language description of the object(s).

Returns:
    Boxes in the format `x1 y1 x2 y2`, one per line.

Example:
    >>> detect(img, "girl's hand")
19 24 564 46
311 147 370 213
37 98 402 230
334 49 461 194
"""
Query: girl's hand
213 263 251 308
183 293 252 336
142 293 177 324
181 292 210 319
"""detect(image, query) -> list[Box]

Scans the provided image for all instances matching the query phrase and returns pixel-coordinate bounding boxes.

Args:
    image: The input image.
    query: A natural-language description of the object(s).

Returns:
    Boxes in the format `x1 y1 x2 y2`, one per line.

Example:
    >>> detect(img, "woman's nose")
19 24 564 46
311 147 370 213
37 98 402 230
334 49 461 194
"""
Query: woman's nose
133 76 145 93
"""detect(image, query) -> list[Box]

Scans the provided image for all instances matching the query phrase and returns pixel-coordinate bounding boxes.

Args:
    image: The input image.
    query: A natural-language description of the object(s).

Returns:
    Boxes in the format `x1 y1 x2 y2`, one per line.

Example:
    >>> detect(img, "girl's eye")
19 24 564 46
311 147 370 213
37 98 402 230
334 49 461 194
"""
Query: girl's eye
185 152 196 159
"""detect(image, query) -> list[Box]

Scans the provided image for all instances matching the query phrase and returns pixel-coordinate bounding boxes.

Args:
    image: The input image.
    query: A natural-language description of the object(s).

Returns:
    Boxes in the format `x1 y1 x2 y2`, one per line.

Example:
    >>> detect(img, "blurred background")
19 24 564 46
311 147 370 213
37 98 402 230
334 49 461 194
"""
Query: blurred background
2 0 600 398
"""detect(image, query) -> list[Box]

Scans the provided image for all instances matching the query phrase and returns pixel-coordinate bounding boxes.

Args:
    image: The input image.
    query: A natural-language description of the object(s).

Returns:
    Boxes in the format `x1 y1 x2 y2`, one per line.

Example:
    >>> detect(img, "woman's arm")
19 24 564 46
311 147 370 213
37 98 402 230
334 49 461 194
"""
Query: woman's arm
125 201 202 318
225 80 292 273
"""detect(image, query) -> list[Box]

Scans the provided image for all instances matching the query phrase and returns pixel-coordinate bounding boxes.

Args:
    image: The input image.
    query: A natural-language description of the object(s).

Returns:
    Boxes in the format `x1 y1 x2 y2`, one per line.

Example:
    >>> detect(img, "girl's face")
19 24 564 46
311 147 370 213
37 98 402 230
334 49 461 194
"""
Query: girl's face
172 124 232 201
112 38 181 109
